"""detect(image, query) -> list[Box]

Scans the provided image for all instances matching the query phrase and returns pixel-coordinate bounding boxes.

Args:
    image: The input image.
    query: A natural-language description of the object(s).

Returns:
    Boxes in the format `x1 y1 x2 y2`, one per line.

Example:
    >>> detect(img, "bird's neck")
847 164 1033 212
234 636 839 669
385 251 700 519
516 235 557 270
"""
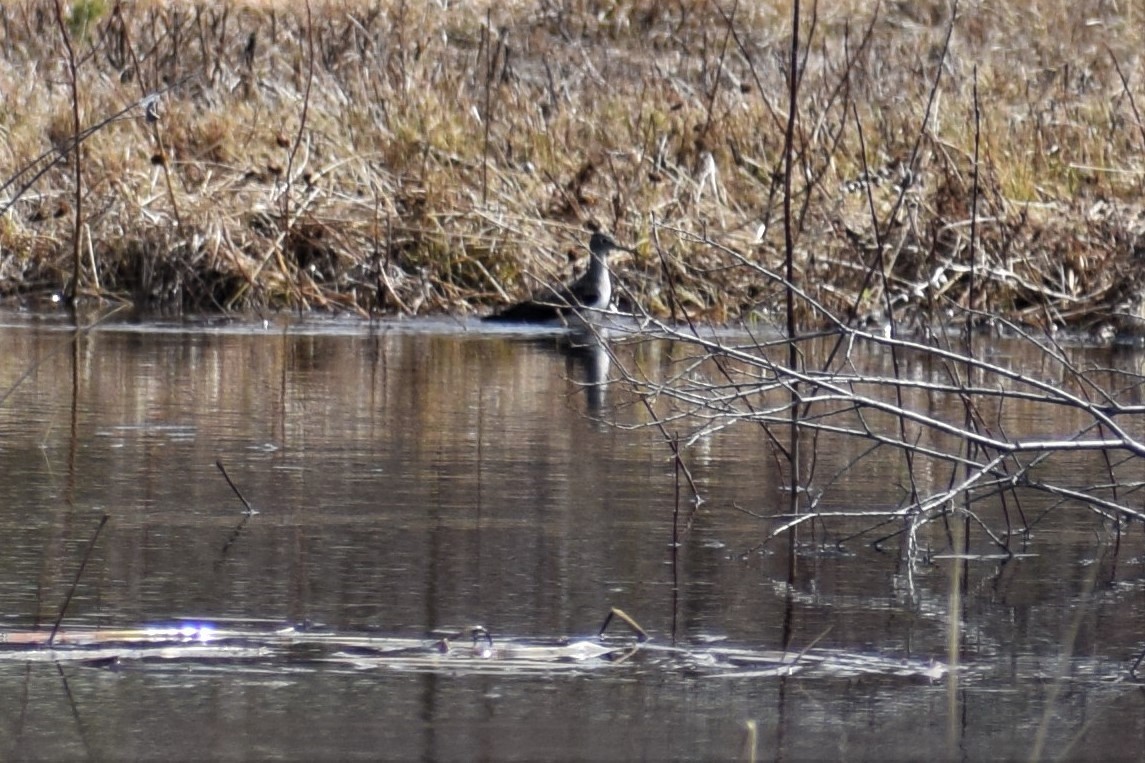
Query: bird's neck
586 250 611 308
587 250 609 284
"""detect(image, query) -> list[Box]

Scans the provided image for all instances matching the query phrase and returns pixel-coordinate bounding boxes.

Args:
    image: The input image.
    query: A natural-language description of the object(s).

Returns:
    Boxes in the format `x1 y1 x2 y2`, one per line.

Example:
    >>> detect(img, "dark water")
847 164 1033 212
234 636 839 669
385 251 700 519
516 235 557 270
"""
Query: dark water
1 311 1144 761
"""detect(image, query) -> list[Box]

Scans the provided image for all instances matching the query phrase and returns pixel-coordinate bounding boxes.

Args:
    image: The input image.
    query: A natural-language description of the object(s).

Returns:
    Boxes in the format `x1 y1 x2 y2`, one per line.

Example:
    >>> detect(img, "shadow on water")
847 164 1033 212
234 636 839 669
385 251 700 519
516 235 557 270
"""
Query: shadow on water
1 311 1144 760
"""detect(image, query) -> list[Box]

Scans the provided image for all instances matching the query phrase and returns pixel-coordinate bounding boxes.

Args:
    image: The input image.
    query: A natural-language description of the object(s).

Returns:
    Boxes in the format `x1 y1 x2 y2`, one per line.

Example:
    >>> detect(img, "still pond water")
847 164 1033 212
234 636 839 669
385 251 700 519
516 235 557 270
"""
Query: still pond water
1 309 1144 761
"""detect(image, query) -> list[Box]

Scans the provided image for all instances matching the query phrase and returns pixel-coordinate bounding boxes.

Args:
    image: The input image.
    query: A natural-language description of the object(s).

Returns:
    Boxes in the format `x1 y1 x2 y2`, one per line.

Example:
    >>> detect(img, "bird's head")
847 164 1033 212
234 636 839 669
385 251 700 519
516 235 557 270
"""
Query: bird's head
589 232 635 256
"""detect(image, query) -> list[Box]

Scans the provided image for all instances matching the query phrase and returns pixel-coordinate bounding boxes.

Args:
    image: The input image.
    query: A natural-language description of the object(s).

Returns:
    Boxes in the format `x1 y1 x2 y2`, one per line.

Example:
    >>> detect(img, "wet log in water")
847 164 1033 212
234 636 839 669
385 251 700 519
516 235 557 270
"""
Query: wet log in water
0 621 948 681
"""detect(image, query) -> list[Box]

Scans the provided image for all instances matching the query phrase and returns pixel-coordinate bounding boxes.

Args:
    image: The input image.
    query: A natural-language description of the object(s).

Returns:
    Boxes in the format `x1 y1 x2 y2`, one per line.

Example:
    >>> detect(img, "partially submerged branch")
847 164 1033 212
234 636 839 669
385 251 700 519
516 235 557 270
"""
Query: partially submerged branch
603 226 1145 556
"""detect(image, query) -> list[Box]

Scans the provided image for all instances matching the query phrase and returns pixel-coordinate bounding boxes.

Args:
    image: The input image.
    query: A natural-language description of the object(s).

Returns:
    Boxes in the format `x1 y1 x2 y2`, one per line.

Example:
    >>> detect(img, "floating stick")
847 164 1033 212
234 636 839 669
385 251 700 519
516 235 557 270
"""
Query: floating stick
48 514 109 647
216 459 258 515
598 607 649 643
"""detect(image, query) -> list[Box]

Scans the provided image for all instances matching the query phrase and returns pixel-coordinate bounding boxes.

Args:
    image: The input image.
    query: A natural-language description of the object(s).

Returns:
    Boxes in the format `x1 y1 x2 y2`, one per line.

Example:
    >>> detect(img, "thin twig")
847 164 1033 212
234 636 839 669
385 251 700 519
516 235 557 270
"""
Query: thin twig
48 514 110 648
216 459 258 515
53 1 84 304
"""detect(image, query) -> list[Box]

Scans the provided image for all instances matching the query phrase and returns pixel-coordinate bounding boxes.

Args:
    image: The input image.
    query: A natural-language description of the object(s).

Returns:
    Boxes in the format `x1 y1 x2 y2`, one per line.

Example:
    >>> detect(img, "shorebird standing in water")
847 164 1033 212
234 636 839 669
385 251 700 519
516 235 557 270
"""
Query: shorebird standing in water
483 232 635 324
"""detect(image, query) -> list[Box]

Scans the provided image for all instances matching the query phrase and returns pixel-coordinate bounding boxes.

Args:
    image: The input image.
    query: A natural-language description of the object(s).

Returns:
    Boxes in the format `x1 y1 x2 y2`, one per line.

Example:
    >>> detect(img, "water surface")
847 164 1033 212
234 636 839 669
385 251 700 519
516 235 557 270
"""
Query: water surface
1 310 1143 761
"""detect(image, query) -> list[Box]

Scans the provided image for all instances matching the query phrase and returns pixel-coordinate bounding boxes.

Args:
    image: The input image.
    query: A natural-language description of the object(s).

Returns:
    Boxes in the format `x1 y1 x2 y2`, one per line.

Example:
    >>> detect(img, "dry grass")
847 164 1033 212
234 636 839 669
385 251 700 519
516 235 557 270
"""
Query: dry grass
0 0 1143 330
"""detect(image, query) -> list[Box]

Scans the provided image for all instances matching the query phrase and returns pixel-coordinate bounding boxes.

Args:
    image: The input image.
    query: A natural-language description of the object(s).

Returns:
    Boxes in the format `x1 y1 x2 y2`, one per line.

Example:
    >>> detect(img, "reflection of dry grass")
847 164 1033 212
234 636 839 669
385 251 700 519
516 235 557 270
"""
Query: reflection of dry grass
0 1 1143 329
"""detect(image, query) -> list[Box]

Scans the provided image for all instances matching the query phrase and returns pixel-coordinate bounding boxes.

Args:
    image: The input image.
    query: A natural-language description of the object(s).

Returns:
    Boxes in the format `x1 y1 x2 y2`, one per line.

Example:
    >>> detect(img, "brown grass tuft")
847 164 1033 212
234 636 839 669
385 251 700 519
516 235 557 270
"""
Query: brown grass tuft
0 1 1142 331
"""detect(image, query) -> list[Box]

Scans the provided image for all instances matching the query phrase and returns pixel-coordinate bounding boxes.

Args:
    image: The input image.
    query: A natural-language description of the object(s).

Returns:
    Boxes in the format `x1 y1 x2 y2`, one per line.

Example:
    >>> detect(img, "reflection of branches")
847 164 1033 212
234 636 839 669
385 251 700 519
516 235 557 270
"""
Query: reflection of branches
602 228 1145 555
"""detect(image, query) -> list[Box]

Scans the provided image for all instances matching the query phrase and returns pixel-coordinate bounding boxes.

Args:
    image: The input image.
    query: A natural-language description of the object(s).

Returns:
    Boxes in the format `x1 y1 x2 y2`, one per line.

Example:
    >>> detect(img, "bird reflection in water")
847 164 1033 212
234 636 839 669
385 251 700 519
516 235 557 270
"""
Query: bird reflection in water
559 331 612 415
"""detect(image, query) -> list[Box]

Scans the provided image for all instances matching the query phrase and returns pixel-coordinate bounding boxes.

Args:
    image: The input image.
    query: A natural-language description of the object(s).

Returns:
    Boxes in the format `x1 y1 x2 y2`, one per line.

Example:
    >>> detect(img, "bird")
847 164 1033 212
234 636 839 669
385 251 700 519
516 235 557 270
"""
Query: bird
483 232 635 324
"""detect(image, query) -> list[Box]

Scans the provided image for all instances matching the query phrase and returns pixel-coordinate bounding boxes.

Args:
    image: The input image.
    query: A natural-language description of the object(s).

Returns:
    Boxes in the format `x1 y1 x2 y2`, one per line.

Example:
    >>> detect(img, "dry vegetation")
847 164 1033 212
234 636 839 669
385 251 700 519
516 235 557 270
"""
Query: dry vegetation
1 0 1144 331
